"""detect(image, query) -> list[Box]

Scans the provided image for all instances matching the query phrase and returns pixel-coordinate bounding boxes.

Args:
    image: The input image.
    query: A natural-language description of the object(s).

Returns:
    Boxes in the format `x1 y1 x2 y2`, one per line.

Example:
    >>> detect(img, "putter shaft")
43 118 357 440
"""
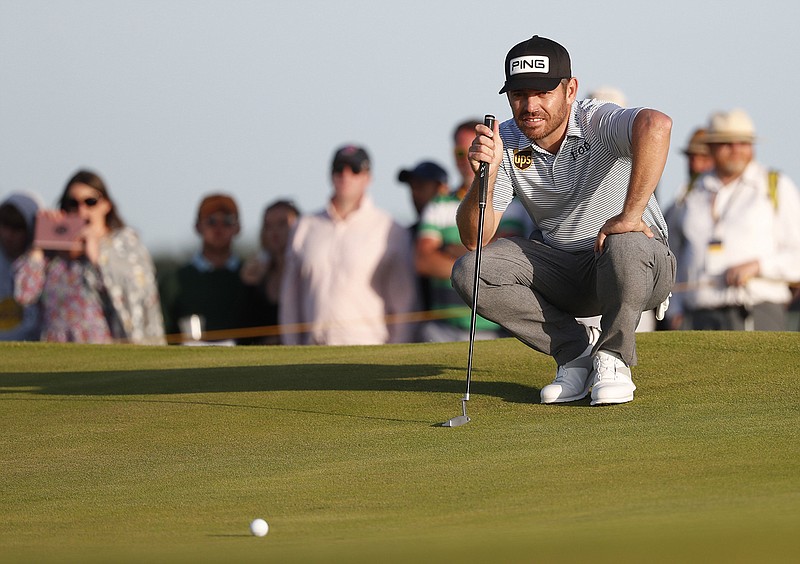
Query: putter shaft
443 114 495 428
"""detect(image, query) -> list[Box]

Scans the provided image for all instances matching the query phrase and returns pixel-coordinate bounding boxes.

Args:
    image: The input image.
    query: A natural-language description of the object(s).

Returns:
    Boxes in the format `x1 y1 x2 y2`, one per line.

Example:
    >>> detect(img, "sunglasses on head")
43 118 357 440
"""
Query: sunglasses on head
203 214 238 227
63 196 101 211
333 162 367 174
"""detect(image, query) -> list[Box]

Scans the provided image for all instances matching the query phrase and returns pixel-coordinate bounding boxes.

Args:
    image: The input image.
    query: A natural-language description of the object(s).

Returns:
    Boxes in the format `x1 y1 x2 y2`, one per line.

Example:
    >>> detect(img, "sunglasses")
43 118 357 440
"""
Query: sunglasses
63 196 101 211
333 162 368 174
203 215 238 227
454 148 469 159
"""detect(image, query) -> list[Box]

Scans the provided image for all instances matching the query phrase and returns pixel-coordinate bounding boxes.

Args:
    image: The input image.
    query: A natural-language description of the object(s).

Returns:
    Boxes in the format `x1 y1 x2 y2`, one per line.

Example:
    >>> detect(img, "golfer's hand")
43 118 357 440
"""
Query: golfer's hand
469 120 503 177
594 214 653 253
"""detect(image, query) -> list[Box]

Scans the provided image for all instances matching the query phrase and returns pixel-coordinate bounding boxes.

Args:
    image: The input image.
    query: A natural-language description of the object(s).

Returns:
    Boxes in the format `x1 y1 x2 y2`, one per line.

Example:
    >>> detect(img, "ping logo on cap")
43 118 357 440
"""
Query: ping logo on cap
509 55 549 75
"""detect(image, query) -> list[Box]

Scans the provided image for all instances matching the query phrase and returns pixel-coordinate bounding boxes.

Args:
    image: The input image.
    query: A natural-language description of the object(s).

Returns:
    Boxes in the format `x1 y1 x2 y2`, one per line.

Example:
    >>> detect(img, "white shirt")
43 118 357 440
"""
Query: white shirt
670 160 800 312
280 195 418 345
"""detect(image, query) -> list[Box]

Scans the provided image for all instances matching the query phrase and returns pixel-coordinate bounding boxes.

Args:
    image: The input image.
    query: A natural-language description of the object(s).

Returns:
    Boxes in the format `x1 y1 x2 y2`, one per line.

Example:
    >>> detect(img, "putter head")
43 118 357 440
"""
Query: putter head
440 395 470 427
442 415 470 427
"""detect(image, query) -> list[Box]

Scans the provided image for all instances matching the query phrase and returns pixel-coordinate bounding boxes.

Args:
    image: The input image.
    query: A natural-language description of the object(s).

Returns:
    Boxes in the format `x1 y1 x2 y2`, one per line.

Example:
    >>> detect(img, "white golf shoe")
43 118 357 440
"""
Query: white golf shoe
590 350 636 405
540 326 600 404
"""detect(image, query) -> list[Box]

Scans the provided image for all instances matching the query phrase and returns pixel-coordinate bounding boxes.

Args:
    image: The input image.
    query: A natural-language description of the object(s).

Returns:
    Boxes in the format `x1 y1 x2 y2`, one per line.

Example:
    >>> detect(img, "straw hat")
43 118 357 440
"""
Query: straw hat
704 109 757 144
682 128 710 156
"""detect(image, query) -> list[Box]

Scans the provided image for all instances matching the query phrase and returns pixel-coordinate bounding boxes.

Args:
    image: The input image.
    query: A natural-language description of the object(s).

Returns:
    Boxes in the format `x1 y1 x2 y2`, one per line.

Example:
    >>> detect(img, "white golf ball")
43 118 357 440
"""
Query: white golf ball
250 518 269 537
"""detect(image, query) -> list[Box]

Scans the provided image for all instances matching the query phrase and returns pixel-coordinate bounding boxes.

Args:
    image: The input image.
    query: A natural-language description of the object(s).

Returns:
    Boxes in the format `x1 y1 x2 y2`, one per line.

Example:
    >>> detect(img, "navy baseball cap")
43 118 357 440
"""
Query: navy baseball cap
499 35 572 94
332 145 371 172
397 161 448 185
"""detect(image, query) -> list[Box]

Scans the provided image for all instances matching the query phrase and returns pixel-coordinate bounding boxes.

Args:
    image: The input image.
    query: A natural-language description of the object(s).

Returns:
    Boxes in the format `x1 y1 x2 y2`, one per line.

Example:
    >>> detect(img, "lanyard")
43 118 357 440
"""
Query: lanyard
710 177 745 236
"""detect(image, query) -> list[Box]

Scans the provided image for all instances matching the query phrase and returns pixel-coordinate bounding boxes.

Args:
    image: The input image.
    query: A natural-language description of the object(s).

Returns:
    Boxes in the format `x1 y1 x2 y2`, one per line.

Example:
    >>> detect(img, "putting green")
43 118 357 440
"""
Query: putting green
1 332 798 563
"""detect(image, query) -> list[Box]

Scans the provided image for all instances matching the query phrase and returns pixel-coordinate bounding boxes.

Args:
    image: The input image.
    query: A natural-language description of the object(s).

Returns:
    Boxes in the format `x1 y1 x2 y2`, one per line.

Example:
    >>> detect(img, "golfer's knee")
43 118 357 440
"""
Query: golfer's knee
597 232 654 302
451 252 476 300
601 232 650 263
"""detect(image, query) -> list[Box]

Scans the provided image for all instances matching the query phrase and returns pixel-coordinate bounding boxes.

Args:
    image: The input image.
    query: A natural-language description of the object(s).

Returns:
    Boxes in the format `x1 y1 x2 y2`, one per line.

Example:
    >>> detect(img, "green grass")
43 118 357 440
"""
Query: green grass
1 332 798 563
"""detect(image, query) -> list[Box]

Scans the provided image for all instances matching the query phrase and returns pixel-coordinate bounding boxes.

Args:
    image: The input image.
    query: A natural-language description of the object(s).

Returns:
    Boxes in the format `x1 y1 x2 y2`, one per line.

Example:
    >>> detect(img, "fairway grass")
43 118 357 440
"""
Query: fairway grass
1 332 798 563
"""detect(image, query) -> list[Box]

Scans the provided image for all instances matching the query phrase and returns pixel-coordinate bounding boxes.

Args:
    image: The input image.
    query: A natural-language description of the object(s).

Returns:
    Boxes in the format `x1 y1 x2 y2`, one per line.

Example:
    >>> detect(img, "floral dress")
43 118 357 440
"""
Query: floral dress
15 254 112 343
14 227 165 344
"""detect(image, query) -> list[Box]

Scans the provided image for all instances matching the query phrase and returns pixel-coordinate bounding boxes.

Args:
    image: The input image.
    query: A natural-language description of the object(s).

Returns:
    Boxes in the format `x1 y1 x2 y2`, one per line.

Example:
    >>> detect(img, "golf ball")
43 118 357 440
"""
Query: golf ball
250 518 269 537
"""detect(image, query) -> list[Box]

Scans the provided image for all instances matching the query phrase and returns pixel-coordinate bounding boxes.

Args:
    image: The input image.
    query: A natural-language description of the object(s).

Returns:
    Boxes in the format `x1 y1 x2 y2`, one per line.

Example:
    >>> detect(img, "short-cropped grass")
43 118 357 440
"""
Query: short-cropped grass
1 331 798 563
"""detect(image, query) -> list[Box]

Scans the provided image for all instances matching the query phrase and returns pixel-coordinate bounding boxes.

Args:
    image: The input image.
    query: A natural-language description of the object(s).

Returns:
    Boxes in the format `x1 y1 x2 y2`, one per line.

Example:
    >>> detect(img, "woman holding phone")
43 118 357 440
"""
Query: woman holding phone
15 170 165 344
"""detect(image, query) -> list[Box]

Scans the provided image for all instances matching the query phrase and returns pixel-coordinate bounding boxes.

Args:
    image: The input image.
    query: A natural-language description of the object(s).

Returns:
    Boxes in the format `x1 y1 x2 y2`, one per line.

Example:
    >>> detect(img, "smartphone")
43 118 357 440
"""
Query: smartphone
33 213 84 252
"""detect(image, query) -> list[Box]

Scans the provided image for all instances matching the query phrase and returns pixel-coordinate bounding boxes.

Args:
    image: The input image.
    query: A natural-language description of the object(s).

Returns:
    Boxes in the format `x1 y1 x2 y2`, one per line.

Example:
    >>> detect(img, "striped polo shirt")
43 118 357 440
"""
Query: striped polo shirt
493 99 668 253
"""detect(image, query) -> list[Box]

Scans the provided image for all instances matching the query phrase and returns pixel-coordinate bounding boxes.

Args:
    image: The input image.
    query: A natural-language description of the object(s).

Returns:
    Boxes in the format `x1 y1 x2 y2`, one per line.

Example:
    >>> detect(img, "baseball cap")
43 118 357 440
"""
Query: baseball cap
332 145 371 172
397 161 448 185
197 194 238 222
499 35 572 94
703 109 757 144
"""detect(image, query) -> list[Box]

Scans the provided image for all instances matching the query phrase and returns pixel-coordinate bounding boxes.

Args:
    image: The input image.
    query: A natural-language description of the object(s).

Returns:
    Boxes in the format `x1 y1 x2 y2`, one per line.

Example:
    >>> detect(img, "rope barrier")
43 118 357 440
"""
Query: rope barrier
163 277 800 344
164 306 472 344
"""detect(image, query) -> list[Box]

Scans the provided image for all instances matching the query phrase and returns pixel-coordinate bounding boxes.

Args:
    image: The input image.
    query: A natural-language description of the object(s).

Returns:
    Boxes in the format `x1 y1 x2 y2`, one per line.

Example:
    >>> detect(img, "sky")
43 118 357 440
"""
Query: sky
2 0 798 256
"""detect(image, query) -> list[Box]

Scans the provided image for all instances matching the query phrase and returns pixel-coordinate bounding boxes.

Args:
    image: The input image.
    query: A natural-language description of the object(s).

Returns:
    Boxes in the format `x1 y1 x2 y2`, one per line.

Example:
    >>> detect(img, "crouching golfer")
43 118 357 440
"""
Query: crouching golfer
452 35 675 405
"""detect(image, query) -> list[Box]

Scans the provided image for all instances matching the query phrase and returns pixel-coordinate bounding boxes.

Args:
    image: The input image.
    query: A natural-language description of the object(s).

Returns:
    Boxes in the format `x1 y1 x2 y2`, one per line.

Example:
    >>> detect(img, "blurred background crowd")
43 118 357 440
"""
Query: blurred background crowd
2 91 798 346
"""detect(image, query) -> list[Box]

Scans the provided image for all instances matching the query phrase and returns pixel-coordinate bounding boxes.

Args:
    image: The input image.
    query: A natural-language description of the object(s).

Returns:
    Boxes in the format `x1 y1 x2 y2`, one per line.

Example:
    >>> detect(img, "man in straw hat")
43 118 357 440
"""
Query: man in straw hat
669 109 800 330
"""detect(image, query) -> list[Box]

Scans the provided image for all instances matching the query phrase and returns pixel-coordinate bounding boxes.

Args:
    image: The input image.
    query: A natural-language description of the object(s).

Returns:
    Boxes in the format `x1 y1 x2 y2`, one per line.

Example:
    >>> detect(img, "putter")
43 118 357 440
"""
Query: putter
443 114 495 427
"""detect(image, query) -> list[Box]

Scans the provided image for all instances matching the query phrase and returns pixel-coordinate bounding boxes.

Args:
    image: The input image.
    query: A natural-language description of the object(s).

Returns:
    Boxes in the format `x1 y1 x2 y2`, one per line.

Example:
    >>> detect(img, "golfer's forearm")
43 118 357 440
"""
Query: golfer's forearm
624 109 672 220
456 179 499 250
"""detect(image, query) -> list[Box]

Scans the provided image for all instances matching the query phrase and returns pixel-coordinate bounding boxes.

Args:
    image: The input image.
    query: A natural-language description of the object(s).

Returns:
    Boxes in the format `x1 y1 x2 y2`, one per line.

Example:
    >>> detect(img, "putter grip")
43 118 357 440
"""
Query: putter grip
478 114 495 205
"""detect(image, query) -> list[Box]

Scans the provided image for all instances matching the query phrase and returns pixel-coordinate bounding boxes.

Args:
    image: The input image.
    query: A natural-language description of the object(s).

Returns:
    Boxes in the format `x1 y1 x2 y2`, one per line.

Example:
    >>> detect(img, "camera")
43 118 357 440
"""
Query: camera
33 212 84 251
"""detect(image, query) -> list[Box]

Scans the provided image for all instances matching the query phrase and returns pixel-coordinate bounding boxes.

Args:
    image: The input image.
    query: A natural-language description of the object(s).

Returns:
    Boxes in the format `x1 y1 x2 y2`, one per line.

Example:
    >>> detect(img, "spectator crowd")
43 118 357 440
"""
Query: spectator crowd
2 104 799 346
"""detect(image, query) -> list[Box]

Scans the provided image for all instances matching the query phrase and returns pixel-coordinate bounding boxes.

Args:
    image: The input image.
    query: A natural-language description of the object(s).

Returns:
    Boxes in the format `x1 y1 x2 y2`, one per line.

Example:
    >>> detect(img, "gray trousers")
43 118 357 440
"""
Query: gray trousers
451 232 676 366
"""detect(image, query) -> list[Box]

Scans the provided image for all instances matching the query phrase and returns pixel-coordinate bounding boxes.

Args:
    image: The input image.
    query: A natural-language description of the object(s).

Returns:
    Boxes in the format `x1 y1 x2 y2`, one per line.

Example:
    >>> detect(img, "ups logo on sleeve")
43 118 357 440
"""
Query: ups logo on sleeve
513 147 533 170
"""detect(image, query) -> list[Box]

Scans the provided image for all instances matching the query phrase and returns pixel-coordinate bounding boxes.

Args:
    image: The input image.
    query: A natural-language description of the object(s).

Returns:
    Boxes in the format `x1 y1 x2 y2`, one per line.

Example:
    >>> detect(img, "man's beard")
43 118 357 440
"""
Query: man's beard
515 102 569 141
716 159 749 180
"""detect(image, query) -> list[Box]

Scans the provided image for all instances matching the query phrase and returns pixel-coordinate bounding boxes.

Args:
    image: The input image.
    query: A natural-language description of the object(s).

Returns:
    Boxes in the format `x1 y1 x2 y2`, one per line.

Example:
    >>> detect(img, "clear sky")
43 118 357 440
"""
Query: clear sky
2 0 798 255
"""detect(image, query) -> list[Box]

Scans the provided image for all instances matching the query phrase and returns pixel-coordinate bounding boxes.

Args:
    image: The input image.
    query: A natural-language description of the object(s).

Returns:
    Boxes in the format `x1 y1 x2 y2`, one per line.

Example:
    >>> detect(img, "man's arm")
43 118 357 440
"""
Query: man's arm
278 226 303 345
456 120 504 250
595 109 672 252
415 236 467 279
